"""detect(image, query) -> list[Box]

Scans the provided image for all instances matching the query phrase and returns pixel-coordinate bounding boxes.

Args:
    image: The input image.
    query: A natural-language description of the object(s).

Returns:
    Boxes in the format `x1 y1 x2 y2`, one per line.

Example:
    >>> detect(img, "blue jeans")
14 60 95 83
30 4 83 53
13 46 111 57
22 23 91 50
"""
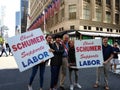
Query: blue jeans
0 49 8 56
29 63 45 88
50 66 60 88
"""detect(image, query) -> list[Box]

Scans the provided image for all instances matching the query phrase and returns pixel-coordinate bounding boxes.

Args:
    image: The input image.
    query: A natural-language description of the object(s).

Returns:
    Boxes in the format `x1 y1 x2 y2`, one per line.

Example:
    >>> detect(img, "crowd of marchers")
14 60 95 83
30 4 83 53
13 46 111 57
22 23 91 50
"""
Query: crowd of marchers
26 34 119 90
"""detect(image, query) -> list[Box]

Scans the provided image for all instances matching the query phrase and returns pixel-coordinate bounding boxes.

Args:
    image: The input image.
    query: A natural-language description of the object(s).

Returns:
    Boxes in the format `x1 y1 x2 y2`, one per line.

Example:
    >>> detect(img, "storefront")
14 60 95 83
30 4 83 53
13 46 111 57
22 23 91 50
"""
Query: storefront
52 30 120 45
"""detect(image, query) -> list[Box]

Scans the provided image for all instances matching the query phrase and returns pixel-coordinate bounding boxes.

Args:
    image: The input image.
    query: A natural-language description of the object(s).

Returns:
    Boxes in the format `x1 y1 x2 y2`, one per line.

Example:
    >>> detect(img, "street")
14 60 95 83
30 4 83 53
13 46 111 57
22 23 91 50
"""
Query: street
0 56 120 90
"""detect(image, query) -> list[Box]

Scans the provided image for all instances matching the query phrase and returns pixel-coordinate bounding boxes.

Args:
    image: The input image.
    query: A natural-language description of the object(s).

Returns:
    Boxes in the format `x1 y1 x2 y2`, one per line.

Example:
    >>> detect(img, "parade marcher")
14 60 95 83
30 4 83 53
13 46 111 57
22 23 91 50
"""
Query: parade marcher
28 34 53 90
49 35 64 90
0 41 8 57
28 62 46 90
110 43 120 73
60 34 69 89
8 44 13 56
93 37 114 90
68 40 81 90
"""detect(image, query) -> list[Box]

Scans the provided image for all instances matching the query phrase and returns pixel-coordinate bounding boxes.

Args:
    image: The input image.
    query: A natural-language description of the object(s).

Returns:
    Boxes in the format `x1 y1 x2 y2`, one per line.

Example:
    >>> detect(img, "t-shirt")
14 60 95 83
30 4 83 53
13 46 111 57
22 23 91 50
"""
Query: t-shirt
102 44 113 61
113 47 120 59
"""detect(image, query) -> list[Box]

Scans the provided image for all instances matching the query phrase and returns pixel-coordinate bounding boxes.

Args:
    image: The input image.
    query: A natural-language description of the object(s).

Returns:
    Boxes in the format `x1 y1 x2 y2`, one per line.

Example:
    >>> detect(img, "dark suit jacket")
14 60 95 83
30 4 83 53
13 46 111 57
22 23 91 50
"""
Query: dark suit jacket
50 42 64 66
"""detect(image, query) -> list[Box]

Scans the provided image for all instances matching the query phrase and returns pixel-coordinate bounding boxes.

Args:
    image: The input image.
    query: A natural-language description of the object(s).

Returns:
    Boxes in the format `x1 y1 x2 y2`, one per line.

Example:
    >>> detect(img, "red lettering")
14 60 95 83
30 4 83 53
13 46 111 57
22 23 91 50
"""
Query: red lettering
12 45 17 52
12 35 45 52
17 43 22 50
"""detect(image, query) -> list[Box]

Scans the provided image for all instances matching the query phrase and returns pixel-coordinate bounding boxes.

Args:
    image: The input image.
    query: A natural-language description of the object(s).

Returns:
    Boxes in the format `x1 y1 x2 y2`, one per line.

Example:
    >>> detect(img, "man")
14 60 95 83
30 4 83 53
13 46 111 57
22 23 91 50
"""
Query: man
60 34 69 89
110 43 120 73
93 37 114 90
0 41 8 57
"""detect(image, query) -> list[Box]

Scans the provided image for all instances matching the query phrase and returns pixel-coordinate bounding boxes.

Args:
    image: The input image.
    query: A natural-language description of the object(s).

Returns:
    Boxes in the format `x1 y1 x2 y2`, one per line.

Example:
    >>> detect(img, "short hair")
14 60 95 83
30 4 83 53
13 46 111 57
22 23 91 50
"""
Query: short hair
54 35 61 39
63 34 69 39
45 34 52 39
102 36 108 39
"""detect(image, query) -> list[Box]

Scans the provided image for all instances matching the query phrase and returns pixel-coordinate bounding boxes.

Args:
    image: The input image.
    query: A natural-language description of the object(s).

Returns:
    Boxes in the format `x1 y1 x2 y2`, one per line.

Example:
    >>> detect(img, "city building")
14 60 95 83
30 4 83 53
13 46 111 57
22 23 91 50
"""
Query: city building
27 0 120 44
15 11 21 35
20 0 28 33
0 6 8 43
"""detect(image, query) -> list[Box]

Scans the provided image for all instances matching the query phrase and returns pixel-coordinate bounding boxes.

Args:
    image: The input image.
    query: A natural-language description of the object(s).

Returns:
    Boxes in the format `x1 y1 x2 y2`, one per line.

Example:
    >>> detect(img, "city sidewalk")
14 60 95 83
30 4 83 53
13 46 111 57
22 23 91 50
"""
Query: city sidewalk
0 56 18 70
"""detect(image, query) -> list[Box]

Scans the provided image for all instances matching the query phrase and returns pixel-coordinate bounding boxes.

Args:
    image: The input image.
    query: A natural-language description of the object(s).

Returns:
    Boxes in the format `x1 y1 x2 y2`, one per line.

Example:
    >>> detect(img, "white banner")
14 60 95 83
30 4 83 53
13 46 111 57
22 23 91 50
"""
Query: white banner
7 28 54 72
75 39 103 68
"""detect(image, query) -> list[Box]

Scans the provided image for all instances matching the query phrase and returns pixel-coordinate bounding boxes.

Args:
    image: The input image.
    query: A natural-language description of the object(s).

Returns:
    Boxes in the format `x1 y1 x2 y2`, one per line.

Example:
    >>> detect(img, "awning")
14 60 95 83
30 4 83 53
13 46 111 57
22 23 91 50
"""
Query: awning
78 31 120 37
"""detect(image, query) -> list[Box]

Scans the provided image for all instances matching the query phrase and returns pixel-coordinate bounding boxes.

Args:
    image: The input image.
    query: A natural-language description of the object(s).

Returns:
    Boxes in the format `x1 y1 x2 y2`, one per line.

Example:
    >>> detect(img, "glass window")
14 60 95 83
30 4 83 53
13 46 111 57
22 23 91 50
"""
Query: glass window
55 13 58 24
96 0 102 5
69 4 77 19
106 0 111 8
88 26 91 30
115 0 119 10
83 0 90 3
100 27 103 31
61 8 64 17
84 26 87 29
70 25 75 30
96 27 99 31
115 14 119 24
83 5 90 20
96 8 102 21
106 0 111 5
106 11 111 23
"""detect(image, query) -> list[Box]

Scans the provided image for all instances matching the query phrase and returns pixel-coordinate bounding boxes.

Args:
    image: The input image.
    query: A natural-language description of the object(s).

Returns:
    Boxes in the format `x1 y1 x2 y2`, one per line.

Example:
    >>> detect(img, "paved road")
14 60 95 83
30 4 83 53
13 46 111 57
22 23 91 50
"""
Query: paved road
0 56 120 90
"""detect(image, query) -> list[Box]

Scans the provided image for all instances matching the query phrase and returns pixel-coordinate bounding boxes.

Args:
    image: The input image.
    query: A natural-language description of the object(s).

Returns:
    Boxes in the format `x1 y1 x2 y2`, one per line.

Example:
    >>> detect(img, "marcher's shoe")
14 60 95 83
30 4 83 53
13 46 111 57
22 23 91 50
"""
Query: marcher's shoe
28 85 33 90
93 83 99 88
104 86 109 90
74 83 82 89
59 85 65 90
39 88 42 90
70 84 74 90
53 88 57 90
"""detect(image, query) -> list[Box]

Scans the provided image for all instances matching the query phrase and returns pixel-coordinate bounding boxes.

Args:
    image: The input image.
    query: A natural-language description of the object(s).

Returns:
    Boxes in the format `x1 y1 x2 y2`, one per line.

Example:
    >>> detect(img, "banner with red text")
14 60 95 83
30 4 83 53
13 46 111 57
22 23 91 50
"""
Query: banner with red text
75 39 103 68
7 28 54 72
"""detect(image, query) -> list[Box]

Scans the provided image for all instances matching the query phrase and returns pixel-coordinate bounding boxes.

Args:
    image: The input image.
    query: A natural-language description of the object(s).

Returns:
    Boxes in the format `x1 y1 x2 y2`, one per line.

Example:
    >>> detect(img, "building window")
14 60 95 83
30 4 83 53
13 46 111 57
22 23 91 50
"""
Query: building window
83 5 90 20
61 27 64 31
106 0 111 8
55 13 58 24
96 27 99 31
106 11 111 23
61 8 64 18
115 14 119 24
69 4 77 19
110 29 112 32
84 26 87 29
88 26 91 30
119 30 120 33
83 0 90 3
96 8 102 21
96 0 102 5
107 28 109 32
115 0 119 10
59 28 61 32
70 25 75 30
116 29 118 33
54 29 57 33
100 27 103 31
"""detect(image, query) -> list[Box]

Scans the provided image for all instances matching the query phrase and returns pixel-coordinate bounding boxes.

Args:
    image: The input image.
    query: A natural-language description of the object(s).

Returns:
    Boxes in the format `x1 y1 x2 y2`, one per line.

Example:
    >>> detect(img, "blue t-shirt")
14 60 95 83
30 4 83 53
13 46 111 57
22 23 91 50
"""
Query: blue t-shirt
102 44 113 61
113 47 120 59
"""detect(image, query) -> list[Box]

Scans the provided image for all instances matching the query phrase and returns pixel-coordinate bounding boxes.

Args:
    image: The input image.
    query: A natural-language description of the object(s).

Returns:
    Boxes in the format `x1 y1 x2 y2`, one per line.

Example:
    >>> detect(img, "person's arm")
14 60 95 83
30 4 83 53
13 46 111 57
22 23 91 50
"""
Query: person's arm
103 54 114 64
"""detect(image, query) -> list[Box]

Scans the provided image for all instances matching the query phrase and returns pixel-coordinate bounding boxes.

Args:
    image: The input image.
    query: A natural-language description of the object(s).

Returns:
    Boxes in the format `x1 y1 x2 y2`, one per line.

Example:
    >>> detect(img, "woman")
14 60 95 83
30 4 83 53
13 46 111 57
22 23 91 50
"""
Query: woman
49 35 64 90
68 40 81 90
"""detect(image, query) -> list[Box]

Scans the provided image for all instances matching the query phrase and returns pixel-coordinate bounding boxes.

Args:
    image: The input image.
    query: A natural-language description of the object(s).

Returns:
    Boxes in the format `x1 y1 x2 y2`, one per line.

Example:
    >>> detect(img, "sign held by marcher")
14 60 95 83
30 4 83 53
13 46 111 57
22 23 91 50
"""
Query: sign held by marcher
7 28 54 72
75 39 103 68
